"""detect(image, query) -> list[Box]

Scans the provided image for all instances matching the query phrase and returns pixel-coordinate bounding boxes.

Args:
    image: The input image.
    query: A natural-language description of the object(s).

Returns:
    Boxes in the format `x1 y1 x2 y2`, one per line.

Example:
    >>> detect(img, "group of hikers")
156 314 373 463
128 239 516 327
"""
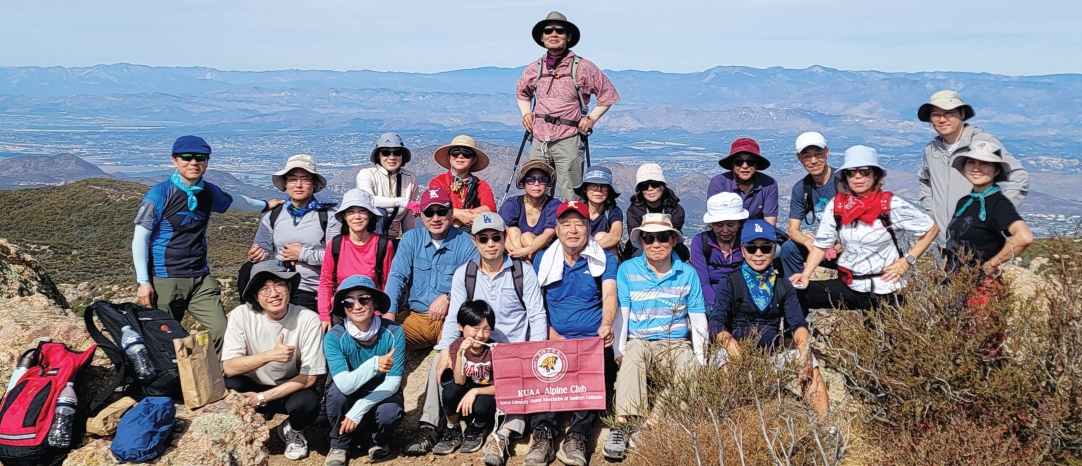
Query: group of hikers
128 11 1035 466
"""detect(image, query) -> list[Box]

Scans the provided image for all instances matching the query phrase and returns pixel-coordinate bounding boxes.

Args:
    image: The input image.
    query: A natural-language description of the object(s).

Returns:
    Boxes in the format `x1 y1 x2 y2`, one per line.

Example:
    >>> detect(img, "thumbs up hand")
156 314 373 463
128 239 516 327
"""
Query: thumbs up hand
265 334 296 363
377 348 396 373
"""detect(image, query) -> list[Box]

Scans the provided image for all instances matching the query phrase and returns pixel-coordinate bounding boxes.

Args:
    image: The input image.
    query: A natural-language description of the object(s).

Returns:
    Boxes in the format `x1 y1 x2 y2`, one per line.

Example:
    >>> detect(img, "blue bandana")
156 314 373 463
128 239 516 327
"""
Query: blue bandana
286 198 337 226
170 171 204 211
954 185 1001 221
740 263 776 313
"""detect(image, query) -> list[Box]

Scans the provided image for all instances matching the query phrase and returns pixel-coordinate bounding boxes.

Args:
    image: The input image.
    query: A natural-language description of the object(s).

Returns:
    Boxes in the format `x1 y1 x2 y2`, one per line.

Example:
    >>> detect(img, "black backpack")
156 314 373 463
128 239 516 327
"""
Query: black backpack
237 205 334 295
464 259 527 310
82 301 189 414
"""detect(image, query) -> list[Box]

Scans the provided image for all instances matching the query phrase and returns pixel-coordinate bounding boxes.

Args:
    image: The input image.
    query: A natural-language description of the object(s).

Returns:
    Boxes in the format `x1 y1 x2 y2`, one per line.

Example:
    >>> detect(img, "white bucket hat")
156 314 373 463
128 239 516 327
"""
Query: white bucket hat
630 213 683 247
952 140 1011 183
838 145 887 177
703 192 750 224
635 163 666 186
335 188 383 224
272 154 327 193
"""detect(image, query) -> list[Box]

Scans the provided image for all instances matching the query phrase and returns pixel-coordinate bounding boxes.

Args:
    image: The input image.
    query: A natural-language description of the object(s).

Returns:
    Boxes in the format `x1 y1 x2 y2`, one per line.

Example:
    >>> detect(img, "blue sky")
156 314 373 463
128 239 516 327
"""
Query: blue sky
2 0 1079 75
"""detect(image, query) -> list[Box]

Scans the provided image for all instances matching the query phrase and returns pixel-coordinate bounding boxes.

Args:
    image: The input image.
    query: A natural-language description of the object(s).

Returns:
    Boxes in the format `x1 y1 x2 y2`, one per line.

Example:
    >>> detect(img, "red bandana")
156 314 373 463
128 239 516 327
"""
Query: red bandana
836 190 889 226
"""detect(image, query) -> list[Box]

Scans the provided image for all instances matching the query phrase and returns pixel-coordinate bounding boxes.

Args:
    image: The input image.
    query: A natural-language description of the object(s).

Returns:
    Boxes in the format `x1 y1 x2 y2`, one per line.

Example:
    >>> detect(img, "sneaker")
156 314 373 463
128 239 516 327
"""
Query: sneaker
461 423 488 454
556 432 588 466
433 425 464 455
276 420 309 461
403 424 438 456
602 429 629 460
324 448 348 466
524 426 556 466
483 432 510 466
368 443 390 461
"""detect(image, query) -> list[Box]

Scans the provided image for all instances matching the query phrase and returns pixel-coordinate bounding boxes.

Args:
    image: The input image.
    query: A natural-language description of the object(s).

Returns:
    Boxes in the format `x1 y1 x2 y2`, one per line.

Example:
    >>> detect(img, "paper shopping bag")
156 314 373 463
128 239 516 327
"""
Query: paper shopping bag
86 396 137 436
173 331 225 409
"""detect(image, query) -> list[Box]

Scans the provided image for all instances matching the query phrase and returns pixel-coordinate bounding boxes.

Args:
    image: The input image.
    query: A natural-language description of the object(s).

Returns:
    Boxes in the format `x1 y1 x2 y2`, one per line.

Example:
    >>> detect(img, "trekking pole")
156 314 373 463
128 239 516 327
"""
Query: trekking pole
501 130 531 206
581 130 592 168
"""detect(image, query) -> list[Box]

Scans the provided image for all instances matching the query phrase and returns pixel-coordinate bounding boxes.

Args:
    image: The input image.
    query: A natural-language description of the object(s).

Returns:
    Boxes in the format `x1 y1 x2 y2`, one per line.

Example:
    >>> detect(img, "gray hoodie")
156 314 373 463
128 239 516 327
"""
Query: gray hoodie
918 125 1029 248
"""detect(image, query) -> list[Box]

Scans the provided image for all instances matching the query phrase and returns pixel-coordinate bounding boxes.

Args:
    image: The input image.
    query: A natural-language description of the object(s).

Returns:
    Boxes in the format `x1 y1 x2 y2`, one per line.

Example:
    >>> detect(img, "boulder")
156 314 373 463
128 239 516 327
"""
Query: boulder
0 238 68 307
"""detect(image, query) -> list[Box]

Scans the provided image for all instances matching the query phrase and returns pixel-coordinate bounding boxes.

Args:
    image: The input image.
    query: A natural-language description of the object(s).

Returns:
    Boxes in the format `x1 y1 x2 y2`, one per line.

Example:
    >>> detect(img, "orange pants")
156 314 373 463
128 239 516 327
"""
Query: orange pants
395 309 444 351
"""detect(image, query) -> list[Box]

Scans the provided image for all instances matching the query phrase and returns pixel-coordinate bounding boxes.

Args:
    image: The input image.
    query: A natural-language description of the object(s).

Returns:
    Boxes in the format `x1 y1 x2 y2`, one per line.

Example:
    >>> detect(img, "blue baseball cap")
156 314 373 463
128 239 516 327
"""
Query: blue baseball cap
172 135 212 155
740 219 776 244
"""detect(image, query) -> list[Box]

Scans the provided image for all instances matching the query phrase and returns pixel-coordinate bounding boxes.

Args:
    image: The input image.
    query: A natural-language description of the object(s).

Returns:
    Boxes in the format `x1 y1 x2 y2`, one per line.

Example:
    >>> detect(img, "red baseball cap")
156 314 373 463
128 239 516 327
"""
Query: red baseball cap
419 186 452 210
720 137 771 170
555 200 589 219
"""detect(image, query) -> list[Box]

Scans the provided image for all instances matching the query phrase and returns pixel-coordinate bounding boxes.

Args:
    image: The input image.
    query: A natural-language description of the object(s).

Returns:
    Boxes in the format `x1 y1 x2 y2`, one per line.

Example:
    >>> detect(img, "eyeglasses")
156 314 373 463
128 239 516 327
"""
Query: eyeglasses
742 244 775 254
174 153 210 162
640 232 672 245
732 157 757 167
929 110 962 121
585 184 609 192
258 284 289 297
637 181 664 191
476 234 503 244
449 148 475 159
542 26 567 35
285 177 313 186
844 167 875 178
524 175 550 185
340 295 373 309
379 149 405 158
423 207 450 218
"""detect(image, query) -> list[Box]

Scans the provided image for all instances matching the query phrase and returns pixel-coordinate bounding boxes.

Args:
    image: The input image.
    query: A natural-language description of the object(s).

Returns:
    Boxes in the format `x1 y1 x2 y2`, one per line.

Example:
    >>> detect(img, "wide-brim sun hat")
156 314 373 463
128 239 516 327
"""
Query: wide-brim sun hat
917 90 975 123
516 160 557 190
532 11 580 49
839 145 888 177
242 260 300 306
434 135 490 172
720 137 771 170
574 166 620 200
369 132 412 165
335 188 383 223
332 274 391 318
630 213 683 247
271 154 327 193
951 140 1011 183
703 192 750 224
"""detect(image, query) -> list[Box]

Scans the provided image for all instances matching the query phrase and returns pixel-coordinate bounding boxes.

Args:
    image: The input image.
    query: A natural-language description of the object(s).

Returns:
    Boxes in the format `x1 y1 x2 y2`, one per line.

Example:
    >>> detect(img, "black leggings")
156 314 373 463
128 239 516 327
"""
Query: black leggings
224 375 320 430
440 369 497 427
799 278 901 311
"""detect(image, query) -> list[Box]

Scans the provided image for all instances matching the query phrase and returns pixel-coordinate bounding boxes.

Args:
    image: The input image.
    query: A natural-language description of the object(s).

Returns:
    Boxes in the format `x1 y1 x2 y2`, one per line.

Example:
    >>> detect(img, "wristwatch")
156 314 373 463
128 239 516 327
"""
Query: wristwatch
905 253 917 265
256 393 266 407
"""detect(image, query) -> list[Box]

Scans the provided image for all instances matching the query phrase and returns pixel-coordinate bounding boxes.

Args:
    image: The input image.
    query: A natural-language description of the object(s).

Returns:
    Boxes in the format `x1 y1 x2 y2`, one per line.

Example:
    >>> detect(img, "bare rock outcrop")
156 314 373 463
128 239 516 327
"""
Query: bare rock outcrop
0 238 68 307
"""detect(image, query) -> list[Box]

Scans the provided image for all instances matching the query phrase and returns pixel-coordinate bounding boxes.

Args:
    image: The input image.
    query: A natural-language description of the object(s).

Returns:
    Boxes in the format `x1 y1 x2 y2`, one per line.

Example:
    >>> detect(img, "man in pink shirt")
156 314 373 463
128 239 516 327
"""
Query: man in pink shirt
516 11 620 202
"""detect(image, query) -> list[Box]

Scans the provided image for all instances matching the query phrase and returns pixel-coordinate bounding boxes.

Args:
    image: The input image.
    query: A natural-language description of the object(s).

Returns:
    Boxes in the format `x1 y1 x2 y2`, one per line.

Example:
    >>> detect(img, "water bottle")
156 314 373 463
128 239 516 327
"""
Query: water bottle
3 350 38 395
121 326 155 380
46 382 77 448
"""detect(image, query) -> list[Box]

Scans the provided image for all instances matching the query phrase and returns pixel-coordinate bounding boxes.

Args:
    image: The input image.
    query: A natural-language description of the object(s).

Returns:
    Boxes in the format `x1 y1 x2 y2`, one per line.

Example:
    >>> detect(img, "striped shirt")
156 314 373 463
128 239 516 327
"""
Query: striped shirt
616 253 705 341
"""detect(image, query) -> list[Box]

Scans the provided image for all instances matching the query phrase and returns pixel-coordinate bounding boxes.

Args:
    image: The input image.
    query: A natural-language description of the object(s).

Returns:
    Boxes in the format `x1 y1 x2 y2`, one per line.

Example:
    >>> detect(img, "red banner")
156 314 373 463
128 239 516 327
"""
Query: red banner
491 337 607 415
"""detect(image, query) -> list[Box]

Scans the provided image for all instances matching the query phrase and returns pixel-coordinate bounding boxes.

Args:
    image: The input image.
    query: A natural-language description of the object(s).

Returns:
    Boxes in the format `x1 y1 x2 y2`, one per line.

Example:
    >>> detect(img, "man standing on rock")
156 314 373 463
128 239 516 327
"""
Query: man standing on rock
917 90 1029 251
132 135 281 353
517 11 620 202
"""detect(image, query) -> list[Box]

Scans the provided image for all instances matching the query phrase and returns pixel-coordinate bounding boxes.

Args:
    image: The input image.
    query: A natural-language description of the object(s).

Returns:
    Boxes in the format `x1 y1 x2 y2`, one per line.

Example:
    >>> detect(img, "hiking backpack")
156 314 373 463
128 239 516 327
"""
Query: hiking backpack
464 259 527 311
82 301 189 414
237 204 334 295
329 232 391 291
0 341 97 466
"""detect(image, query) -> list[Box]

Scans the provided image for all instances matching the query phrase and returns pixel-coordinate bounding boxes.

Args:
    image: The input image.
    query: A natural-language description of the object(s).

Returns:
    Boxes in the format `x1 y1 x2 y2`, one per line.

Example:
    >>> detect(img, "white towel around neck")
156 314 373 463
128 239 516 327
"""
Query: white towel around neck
536 238 608 287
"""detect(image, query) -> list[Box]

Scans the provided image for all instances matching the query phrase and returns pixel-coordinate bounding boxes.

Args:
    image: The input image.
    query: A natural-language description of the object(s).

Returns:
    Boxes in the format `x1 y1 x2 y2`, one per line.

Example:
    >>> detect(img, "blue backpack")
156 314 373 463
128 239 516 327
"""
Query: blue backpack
110 397 175 463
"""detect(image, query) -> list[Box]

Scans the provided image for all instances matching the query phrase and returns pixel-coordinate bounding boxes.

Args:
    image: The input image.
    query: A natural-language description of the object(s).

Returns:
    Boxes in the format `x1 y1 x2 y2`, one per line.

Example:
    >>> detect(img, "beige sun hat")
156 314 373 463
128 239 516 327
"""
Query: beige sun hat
918 90 975 122
433 135 490 172
516 160 557 189
630 213 683 247
271 154 327 193
951 140 1011 183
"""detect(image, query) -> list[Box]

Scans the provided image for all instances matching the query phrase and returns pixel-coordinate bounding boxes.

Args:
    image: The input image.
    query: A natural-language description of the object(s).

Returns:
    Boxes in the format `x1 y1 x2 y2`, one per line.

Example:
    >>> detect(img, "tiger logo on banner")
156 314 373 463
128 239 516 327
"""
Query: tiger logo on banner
532 348 568 383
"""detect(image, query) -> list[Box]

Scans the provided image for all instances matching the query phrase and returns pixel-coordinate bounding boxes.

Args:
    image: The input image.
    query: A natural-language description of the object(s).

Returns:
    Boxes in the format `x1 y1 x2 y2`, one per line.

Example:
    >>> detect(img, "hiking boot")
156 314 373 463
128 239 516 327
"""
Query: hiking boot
524 426 556 466
483 432 510 466
602 429 629 460
433 424 464 455
324 448 348 466
556 432 588 466
368 443 390 461
461 422 488 454
276 420 309 460
403 424 438 456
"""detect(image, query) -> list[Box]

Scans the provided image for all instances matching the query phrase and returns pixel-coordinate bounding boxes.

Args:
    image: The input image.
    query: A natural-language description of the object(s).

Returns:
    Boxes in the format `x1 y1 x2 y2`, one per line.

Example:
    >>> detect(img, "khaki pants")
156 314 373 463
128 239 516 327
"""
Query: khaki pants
613 339 697 417
152 275 227 355
395 309 444 351
529 135 584 202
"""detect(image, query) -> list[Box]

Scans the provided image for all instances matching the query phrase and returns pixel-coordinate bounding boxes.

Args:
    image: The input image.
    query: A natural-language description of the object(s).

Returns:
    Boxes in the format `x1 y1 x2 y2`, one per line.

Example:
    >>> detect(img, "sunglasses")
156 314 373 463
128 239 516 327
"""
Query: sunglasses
341 295 373 309
640 232 672 245
542 26 567 35
524 175 550 185
732 157 757 167
449 148 475 159
844 167 876 178
379 149 405 158
423 207 450 218
742 244 775 254
174 153 210 162
476 234 503 244
637 180 665 191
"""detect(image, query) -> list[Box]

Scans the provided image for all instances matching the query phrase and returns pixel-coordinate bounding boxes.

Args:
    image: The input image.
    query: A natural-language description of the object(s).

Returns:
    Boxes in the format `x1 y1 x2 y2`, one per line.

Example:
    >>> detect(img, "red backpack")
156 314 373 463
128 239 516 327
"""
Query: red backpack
0 341 97 466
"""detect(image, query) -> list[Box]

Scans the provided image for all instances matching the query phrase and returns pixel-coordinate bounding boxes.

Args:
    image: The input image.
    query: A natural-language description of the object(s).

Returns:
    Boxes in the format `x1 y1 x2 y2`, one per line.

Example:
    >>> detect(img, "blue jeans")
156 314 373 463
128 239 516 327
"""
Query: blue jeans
779 240 837 278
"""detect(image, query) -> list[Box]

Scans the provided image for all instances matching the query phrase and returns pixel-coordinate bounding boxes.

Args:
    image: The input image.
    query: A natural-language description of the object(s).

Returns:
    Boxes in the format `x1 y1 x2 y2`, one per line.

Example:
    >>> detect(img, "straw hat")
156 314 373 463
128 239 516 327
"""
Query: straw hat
630 213 683 247
516 160 557 189
433 135 490 172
